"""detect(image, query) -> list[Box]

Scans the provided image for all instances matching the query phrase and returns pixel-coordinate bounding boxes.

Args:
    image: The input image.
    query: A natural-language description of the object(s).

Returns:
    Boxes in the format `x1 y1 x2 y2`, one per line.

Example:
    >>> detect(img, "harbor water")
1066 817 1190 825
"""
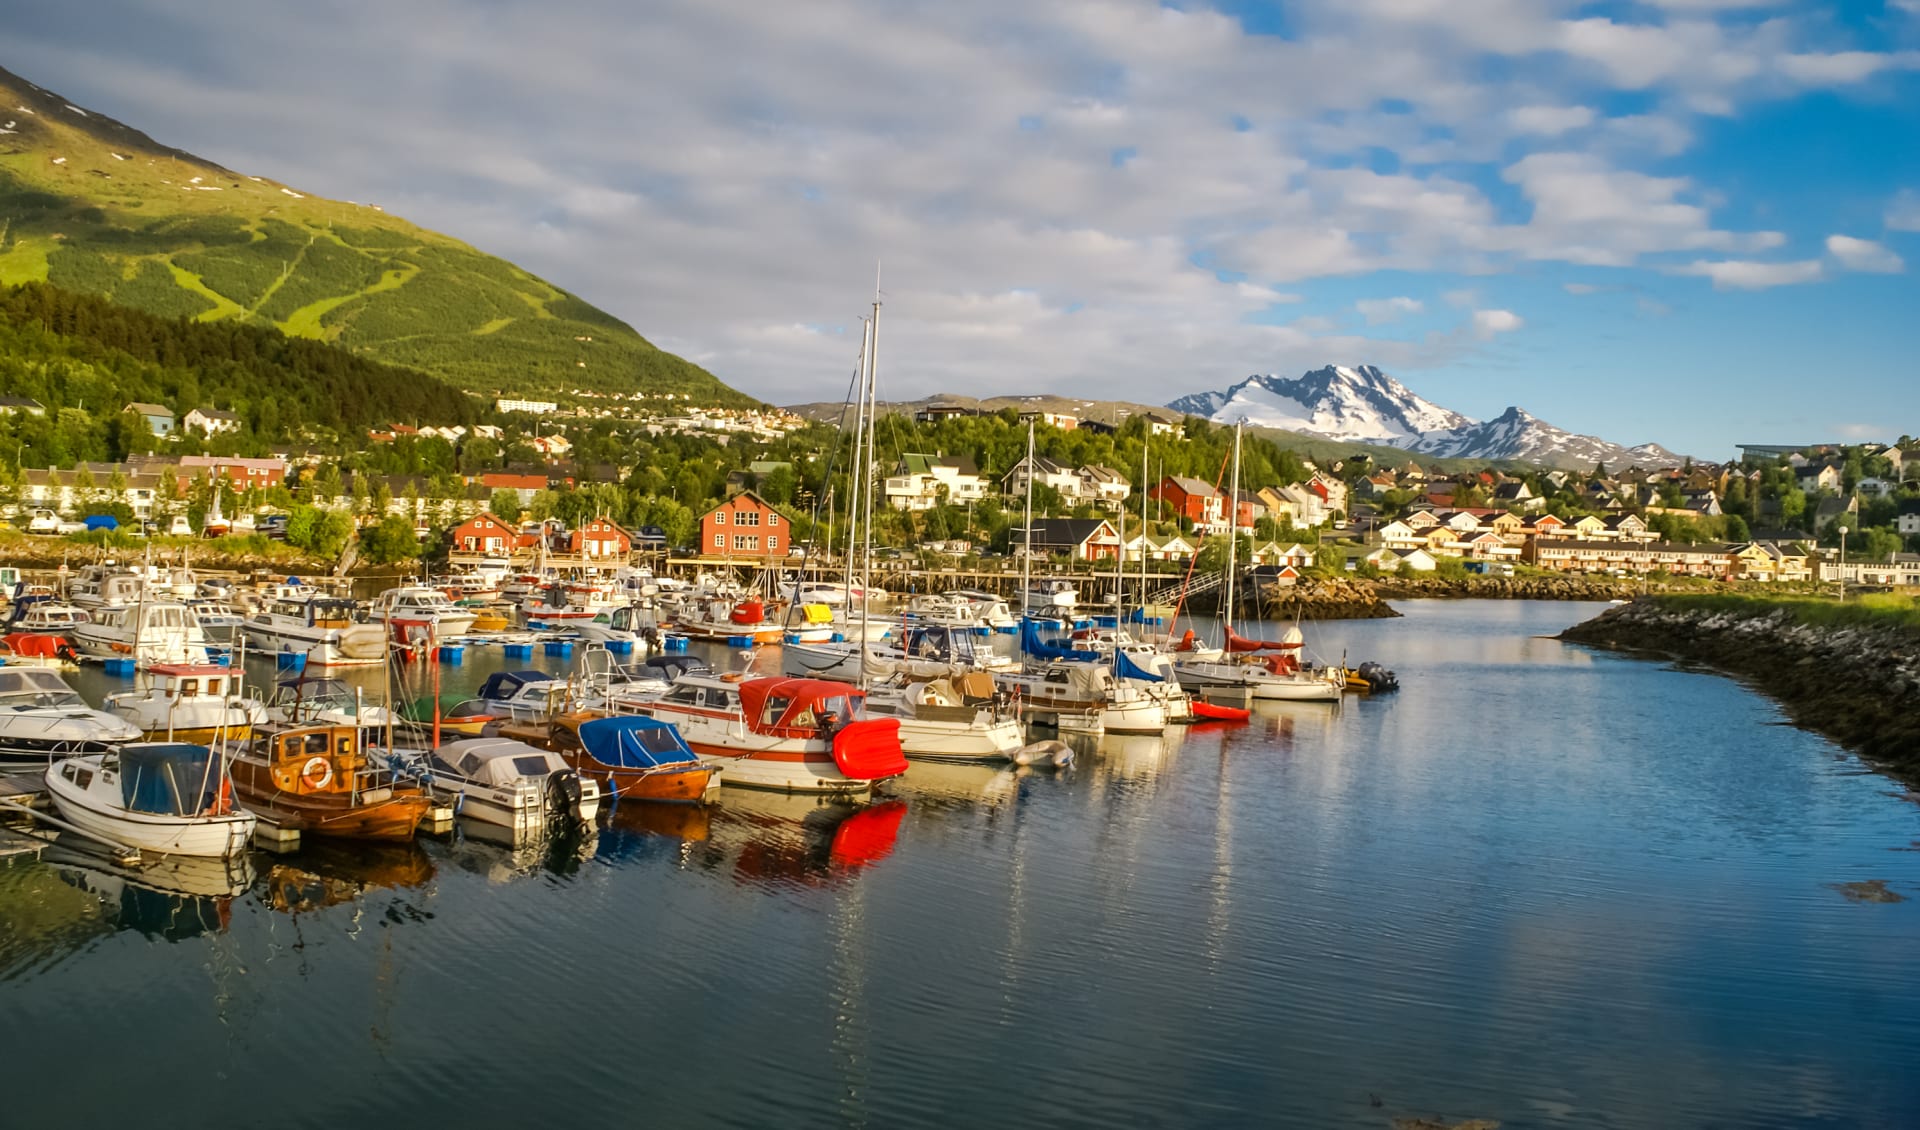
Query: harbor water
5 599 1920 1127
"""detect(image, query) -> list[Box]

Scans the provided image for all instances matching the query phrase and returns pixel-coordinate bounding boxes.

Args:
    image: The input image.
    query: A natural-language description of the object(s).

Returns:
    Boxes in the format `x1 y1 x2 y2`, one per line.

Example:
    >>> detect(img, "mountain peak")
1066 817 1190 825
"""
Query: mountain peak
1168 367 1683 470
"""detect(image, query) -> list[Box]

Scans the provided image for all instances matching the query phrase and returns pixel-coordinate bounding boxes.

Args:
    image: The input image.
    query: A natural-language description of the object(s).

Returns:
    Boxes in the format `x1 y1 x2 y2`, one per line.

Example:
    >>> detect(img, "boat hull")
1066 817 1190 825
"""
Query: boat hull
230 759 432 840
44 764 255 858
561 754 717 803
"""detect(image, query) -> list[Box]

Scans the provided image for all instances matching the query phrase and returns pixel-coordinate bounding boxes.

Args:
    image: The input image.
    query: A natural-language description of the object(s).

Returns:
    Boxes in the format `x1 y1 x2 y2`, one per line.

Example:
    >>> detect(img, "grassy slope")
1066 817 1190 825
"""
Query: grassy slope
0 64 755 406
1646 591 1920 633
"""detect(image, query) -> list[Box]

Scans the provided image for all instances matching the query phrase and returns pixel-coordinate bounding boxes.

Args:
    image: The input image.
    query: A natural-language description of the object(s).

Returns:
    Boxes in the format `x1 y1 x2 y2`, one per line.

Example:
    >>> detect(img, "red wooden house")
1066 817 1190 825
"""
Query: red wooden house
699 490 787 558
570 516 632 557
1148 475 1222 526
449 512 517 554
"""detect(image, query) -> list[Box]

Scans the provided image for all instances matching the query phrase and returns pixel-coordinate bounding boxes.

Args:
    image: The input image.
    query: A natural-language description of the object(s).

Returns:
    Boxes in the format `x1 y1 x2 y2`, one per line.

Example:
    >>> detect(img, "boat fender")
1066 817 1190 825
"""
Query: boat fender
301 755 334 790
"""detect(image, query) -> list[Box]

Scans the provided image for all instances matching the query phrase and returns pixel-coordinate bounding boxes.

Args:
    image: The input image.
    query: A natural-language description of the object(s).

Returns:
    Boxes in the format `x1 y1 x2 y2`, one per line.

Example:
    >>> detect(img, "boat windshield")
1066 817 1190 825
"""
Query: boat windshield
0 668 86 707
120 743 219 816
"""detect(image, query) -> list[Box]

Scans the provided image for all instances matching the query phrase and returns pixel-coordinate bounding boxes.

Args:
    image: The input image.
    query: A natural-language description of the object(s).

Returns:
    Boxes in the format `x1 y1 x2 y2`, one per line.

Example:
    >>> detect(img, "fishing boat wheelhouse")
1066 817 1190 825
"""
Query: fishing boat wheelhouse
104 662 268 743
227 722 433 841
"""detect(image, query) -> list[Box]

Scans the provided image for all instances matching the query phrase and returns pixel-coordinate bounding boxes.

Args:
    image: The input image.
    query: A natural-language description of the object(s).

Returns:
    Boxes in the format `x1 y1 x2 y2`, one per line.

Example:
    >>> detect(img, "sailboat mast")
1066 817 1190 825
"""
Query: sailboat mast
1021 421 1034 625
1139 437 1149 630
1225 421 1241 636
858 298 881 685
845 321 869 597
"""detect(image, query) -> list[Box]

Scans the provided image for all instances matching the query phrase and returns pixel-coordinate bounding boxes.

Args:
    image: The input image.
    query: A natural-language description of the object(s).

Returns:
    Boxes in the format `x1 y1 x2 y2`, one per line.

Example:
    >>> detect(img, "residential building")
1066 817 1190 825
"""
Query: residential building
170 455 287 491
1526 538 1735 577
183 408 243 437
0 396 46 416
913 403 975 424
1014 518 1122 561
1366 547 1437 572
1813 495 1858 531
1018 410 1078 430
887 453 987 511
570 517 632 558
1076 465 1131 509
1798 463 1843 493
448 512 518 555
496 398 559 415
1148 475 1222 527
1143 411 1182 437
22 465 164 518
1002 456 1083 501
1817 552 1920 587
1898 498 1920 536
699 490 787 558
1491 481 1542 511
125 402 175 437
478 472 550 505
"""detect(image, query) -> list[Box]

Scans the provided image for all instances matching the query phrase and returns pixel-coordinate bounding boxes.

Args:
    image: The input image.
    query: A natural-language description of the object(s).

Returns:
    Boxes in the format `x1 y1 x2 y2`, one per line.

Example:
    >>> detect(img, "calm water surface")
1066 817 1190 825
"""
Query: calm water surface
6 600 1920 1128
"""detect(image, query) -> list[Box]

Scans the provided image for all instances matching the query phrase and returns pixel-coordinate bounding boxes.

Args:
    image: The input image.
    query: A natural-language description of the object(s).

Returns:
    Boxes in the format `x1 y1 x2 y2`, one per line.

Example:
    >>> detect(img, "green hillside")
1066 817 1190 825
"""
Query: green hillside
0 63 753 406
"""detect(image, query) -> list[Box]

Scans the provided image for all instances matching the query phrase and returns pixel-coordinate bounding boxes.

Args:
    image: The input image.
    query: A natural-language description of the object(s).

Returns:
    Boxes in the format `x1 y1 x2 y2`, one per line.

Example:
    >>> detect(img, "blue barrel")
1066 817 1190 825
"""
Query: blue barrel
504 643 533 658
606 639 633 655
276 651 308 671
544 640 574 657
438 645 465 664
104 658 138 677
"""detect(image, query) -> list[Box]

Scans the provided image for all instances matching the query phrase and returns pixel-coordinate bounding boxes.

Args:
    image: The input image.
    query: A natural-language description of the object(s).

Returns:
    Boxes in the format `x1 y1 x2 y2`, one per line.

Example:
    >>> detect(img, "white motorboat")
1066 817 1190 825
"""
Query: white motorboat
862 674 1028 761
475 669 573 722
421 737 601 837
946 590 1019 633
265 675 401 736
104 662 270 743
242 596 386 666
372 586 480 638
9 600 90 633
45 744 256 859
188 599 245 645
71 601 213 667
574 603 662 649
0 667 143 768
637 674 906 794
994 662 1167 734
1023 580 1078 611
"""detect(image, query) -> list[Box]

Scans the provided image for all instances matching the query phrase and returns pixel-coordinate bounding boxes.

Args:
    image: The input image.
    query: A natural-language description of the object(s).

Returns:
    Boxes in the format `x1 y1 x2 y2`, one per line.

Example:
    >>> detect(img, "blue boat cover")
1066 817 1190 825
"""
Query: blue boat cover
901 624 978 663
1020 617 1101 663
119 743 218 816
577 716 696 769
478 670 551 701
1116 651 1163 683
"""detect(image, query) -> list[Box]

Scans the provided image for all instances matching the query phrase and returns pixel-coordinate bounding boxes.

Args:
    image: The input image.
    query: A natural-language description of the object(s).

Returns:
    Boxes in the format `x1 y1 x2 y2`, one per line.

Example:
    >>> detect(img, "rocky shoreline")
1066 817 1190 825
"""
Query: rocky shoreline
1370 574 1652 601
1560 598 1920 778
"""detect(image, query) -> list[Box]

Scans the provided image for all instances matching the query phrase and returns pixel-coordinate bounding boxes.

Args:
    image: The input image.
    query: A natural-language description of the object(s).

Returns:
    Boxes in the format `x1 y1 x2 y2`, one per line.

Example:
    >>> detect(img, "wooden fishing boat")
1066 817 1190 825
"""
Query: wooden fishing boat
225 722 433 841
104 662 268 743
504 711 718 803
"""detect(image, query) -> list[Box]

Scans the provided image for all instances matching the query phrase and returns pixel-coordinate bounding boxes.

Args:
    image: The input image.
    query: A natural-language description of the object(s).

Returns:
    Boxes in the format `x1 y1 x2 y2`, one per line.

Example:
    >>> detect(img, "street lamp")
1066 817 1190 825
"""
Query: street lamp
1838 524 1847 603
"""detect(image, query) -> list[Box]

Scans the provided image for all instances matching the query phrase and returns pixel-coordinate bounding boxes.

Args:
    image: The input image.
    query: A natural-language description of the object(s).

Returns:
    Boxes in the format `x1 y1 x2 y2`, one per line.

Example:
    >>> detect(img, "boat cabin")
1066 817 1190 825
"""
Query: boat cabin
143 662 244 699
15 603 90 631
249 723 366 796
0 666 88 707
656 675 868 738
477 669 570 718
66 743 227 817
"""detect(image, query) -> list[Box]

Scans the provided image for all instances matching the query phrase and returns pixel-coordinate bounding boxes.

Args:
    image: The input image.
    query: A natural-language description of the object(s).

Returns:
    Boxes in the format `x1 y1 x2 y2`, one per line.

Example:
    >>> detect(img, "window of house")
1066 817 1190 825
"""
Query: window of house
768 514 779 526
738 510 760 527
715 512 726 525
713 533 724 548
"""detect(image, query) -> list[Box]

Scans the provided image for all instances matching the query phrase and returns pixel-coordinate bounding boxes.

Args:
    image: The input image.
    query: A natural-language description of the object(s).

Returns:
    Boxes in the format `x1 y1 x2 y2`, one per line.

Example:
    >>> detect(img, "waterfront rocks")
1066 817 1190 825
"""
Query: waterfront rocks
1262 577 1401 620
1371 574 1651 602
1829 880 1907 904
1561 599 1920 779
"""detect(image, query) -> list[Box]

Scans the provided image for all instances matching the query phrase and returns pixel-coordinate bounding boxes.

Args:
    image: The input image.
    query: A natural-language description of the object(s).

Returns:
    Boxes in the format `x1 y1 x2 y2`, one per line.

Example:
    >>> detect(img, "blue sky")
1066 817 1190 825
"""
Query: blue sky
9 0 1920 457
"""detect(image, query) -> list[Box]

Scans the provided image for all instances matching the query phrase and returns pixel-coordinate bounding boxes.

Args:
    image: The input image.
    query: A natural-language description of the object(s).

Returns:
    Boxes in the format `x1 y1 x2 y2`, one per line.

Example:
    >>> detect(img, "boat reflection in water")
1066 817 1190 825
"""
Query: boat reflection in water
691 791 908 891
443 815 599 883
889 760 1020 810
1099 733 1173 782
260 840 435 916
44 841 252 941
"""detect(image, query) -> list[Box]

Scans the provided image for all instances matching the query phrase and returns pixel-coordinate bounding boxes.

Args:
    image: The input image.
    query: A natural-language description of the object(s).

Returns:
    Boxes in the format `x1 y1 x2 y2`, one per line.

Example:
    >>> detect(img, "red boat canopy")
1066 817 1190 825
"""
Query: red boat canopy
736 677 868 738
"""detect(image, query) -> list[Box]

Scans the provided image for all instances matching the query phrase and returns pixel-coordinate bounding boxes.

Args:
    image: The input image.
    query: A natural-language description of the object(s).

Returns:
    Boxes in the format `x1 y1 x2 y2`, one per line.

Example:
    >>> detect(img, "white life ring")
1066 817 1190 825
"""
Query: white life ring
301 755 333 790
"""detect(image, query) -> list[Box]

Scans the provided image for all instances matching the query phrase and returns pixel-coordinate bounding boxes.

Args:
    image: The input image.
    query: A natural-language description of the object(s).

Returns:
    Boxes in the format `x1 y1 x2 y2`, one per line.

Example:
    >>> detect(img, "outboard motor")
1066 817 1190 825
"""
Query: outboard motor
546 771 588 827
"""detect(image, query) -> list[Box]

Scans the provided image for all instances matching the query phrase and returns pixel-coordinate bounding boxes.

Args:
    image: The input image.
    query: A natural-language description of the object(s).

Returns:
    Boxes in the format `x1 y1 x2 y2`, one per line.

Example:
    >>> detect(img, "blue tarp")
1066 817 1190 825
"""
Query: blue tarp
1020 617 1101 663
577 716 695 769
119 743 217 816
1116 651 1164 683
478 670 551 701
83 515 118 531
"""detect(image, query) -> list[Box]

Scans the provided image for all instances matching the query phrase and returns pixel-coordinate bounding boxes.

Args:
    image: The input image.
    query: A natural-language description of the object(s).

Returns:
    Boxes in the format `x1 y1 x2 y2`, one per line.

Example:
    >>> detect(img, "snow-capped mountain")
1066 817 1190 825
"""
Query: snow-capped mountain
1408 407 1681 467
1170 365 1683 469
1167 365 1471 444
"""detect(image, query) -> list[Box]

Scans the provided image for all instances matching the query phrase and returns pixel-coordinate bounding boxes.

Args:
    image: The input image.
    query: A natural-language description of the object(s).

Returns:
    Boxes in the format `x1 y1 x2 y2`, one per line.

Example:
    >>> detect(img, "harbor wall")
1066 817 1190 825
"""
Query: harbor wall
1560 597 1920 778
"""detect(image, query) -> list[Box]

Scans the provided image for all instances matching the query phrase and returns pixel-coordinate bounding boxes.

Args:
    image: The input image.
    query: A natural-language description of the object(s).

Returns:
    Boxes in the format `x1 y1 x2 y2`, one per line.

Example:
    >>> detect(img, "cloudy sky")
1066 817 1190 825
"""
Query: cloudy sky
11 0 1920 455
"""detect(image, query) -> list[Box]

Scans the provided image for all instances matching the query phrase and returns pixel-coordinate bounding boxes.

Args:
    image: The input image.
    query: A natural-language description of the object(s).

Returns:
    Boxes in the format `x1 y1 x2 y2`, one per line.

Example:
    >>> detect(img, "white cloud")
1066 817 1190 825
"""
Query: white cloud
1825 234 1905 274
1355 296 1424 324
1507 105 1595 136
1888 190 1920 233
1470 309 1525 338
1671 259 1825 289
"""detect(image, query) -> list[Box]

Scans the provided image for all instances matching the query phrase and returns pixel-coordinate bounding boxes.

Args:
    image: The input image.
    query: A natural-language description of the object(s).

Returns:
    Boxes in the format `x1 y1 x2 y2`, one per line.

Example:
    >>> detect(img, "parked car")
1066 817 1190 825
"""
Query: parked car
169 515 195 537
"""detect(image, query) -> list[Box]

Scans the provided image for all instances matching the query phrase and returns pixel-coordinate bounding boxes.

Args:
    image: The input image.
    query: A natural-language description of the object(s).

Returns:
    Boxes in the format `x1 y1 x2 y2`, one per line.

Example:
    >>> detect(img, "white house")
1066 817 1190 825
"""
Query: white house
1365 547 1436 572
183 408 243 437
1077 465 1131 509
496 398 559 415
885 453 987 511
1001 455 1083 500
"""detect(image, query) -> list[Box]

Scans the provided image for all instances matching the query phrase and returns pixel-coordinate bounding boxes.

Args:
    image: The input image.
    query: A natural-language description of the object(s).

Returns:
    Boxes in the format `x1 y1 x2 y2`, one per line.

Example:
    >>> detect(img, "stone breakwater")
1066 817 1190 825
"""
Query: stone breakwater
1371 575 1655 601
1561 599 1920 778
1257 578 1402 620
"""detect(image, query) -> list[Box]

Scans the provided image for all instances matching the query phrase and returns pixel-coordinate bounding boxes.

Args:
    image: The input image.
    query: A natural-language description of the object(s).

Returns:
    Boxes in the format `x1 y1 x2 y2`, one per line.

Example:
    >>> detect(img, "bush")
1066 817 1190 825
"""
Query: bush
358 515 421 564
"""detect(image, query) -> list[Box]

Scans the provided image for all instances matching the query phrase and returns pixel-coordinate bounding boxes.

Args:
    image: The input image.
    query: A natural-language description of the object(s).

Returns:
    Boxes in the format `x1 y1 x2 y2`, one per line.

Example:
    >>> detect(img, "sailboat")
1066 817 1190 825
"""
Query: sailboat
1171 422 1343 703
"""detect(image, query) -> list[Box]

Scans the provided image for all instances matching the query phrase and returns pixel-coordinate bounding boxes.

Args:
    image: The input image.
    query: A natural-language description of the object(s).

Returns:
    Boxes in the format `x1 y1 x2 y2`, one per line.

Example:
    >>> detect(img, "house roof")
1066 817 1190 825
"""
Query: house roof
0 395 43 408
1161 475 1218 497
1080 464 1126 485
1016 518 1117 547
125 401 173 418
191 407 243 421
